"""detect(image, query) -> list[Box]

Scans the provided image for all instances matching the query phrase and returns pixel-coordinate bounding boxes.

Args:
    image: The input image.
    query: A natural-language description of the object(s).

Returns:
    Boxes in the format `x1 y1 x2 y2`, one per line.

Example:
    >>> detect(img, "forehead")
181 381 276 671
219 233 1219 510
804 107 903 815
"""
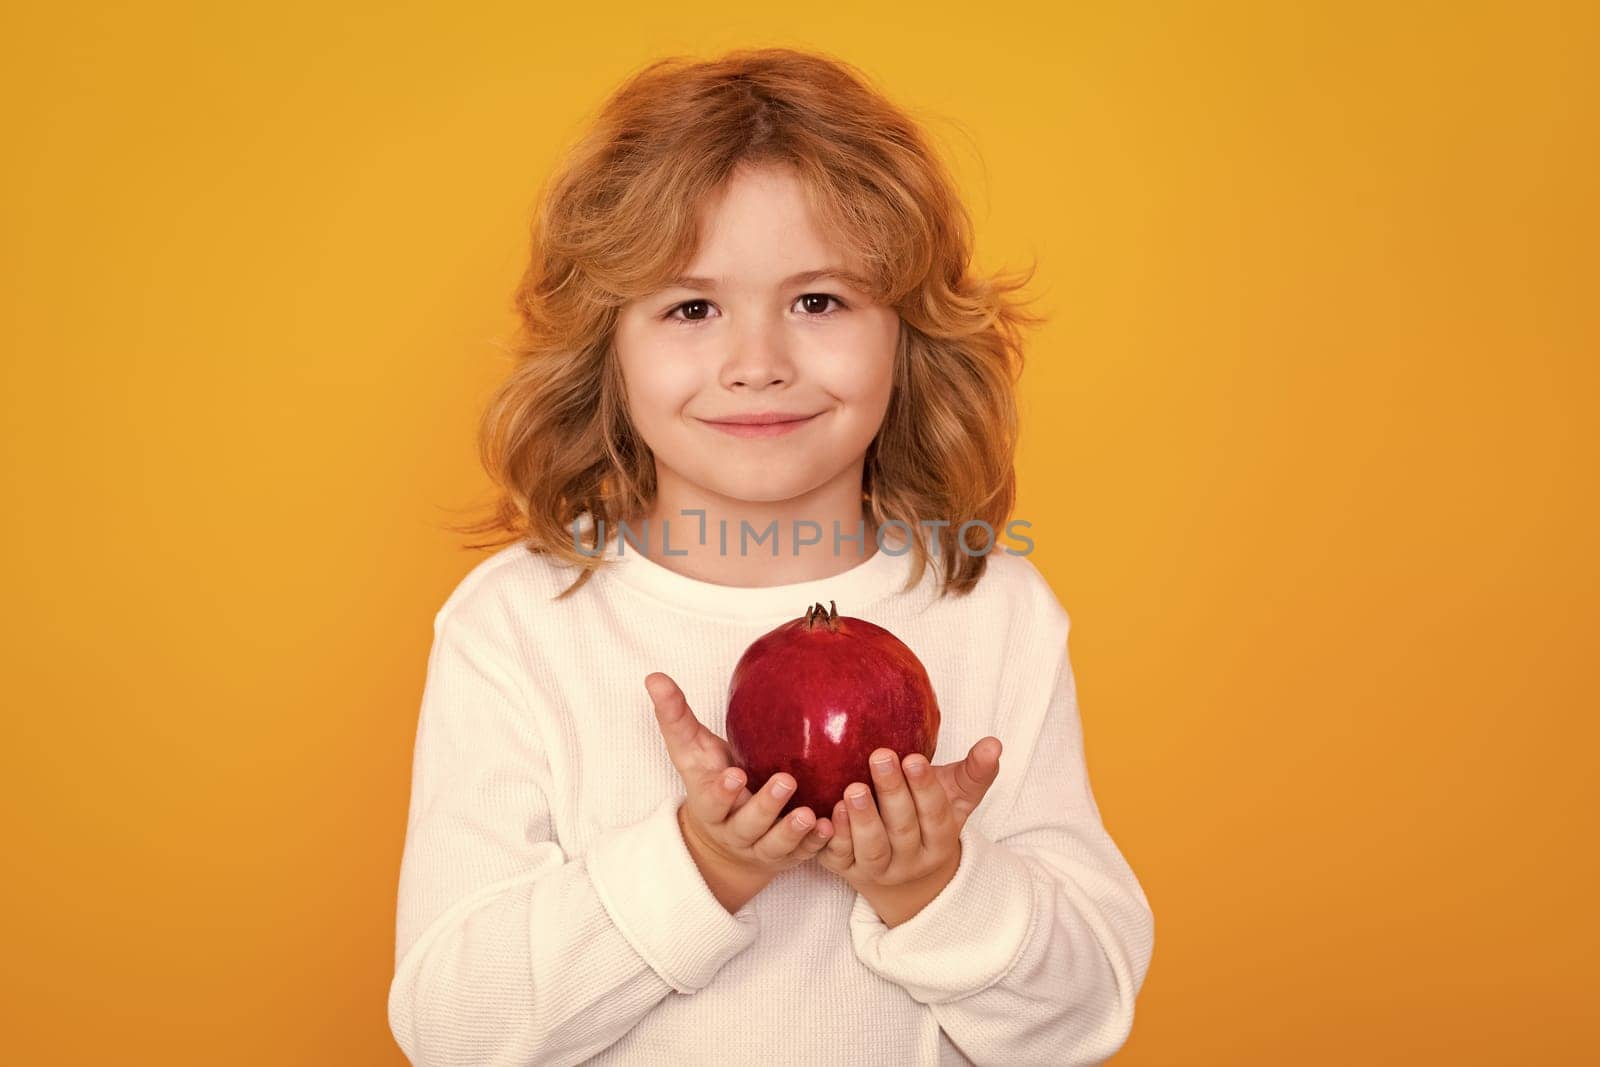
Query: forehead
676 164 864 286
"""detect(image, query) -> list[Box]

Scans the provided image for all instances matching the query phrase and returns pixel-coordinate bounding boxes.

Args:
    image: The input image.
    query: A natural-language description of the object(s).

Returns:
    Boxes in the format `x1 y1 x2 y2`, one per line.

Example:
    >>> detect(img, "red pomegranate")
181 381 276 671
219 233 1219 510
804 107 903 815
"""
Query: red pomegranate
725 600 942 819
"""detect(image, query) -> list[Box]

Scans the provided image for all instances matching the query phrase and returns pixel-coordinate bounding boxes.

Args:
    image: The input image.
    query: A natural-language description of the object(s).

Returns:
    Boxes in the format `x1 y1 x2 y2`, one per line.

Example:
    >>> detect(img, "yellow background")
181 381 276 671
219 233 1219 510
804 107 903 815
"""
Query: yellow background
3 2 1594 1063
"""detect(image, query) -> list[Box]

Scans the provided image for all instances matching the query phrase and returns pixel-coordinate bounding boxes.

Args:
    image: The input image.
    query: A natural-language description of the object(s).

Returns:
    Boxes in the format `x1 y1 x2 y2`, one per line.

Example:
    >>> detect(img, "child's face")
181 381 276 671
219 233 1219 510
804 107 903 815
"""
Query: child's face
614 162 900 511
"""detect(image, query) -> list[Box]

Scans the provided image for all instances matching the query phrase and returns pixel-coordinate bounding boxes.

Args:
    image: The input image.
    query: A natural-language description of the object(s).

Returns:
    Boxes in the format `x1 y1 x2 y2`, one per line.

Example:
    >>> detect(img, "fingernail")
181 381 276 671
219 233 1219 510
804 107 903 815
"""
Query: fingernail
871 754 894 774
848 787 869 809
772 778 794 798
906 758 926 777
723 770 743 790
791 810 812 829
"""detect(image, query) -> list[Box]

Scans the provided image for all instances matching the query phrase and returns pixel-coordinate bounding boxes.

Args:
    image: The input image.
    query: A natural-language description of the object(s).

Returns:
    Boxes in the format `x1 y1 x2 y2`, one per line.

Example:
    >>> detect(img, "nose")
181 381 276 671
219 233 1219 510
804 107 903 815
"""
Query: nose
719 311 795 391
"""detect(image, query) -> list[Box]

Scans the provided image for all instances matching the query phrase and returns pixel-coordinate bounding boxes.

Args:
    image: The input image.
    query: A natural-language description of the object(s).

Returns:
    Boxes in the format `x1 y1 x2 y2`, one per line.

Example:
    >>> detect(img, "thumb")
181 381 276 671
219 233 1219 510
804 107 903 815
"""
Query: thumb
644 672 714 776
951 737 1002 818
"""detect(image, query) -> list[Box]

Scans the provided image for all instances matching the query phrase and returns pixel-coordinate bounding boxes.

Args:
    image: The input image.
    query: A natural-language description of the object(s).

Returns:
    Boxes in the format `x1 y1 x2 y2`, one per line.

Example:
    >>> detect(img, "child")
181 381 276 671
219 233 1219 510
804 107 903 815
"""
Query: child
388 47 1154 1066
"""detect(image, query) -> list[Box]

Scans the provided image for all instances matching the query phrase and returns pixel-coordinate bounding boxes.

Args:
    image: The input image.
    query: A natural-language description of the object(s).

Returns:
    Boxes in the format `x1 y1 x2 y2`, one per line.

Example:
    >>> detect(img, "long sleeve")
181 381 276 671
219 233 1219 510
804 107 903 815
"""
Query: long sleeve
847 609 1156 1066
387 603 761 1066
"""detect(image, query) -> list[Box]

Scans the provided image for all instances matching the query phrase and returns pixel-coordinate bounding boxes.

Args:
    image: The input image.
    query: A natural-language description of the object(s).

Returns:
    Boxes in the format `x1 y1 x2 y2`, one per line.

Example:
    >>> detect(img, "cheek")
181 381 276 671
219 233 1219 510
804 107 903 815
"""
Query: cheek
818 313 898 405
616 328 701 422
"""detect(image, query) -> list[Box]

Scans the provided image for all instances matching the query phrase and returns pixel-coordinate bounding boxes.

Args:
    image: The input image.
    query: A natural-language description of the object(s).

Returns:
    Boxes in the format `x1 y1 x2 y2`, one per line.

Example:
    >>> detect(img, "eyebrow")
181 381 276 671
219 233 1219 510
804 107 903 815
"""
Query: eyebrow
661 267 869 291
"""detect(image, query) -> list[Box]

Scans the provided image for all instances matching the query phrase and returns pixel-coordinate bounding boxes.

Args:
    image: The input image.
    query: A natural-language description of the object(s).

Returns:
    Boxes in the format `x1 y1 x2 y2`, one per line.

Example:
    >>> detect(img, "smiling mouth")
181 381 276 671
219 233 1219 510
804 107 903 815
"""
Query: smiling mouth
698 412 822 438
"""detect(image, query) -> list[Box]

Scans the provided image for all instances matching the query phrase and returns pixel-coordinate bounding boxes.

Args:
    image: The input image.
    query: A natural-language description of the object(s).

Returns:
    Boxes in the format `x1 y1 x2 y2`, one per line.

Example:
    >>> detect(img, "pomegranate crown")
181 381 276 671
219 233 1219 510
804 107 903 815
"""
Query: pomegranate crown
802 600 840 632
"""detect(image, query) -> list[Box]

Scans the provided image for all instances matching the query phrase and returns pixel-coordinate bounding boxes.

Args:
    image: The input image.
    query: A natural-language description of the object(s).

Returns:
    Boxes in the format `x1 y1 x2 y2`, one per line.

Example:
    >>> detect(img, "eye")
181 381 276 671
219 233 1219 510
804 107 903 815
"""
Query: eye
795 293 845 316
666 299 718 324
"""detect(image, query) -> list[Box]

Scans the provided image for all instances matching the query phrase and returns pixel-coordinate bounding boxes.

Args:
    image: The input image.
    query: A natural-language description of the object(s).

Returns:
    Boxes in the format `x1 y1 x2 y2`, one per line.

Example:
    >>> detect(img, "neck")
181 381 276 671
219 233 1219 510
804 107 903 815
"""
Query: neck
631 464 882 588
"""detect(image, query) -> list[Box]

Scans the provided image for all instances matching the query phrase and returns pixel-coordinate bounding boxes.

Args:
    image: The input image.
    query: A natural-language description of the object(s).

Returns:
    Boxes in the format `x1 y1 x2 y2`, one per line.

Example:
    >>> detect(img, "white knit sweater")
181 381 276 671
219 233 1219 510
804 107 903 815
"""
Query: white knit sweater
387 528 1155 1066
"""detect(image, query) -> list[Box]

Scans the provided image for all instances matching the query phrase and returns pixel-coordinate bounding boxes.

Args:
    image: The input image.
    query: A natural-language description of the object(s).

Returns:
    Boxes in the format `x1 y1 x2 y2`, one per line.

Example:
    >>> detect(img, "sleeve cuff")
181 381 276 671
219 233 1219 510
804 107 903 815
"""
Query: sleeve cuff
585 793 760 993
849 818 1037 1003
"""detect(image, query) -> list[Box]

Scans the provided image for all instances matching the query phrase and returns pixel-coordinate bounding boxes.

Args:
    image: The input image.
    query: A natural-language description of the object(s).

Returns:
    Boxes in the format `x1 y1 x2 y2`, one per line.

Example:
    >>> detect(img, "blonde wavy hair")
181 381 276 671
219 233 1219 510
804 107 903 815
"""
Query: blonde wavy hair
451 46 1044 600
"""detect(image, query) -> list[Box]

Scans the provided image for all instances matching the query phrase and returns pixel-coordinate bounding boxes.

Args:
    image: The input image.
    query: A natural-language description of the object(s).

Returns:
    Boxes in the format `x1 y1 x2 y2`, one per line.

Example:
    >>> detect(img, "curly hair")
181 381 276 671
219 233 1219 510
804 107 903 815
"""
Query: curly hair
449 46 1044 599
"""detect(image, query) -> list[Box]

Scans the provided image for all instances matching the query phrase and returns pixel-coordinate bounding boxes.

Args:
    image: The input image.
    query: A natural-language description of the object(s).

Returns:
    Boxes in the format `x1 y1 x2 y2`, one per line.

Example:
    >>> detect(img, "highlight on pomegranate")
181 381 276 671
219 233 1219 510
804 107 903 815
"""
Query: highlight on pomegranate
725 600 942 819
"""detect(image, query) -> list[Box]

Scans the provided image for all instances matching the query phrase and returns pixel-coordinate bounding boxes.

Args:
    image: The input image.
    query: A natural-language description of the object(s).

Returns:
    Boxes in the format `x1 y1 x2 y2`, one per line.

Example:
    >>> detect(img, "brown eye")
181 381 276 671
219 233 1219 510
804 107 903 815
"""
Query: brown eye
674 299 713 321
797 293 841 315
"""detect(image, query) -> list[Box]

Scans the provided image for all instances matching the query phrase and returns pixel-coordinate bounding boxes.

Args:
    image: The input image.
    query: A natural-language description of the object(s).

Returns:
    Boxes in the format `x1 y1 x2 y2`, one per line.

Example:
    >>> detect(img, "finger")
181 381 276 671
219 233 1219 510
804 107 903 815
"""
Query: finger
687 765 746 827
753 804 818 862
644 673 720 778
844 781 891 876
797 817 834 858
949 738 1003 820
726 772 797 847
820 801 853 869
869 748 923 857
903 753 956 855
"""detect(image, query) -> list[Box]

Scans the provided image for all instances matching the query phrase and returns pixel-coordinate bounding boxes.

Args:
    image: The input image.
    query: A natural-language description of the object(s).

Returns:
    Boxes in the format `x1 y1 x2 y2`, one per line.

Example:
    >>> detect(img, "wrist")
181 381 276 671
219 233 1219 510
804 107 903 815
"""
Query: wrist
678 803 771 914
862 849 962 928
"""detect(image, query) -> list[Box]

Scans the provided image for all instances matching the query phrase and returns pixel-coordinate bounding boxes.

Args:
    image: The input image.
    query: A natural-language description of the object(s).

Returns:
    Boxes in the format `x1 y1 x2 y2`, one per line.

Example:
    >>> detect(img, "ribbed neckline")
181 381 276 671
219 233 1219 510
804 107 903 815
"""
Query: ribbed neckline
582 512 920 622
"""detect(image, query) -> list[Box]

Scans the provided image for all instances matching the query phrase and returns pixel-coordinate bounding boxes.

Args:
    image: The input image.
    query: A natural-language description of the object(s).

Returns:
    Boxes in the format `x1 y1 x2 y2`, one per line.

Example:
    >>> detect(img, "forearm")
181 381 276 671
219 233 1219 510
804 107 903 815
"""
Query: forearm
393 795 762 1065
391 866 674 1066
924 845 1152 1066
849 822 1154 1066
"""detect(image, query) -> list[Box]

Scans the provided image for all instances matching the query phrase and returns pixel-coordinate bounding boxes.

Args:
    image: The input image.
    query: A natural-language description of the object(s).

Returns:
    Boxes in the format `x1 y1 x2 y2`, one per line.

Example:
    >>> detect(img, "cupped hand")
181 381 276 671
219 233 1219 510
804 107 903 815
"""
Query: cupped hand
817 737 1002 892
645 672 834 883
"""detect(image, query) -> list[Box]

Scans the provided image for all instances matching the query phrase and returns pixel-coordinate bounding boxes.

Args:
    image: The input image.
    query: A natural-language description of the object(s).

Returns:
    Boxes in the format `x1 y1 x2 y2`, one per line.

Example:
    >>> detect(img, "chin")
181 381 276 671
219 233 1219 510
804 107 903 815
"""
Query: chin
711 476 818 505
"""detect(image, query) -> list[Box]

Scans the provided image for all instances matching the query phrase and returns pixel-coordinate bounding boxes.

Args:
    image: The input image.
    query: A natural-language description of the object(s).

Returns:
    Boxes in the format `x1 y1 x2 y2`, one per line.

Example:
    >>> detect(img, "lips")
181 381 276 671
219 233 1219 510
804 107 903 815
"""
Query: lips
705 412 820 426
700 411 821 438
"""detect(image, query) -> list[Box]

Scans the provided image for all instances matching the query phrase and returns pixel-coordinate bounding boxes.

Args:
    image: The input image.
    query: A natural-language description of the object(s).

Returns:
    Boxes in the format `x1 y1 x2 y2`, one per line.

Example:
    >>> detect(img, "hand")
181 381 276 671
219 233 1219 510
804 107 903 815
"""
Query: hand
645 672 835 909
818 738 1002 913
